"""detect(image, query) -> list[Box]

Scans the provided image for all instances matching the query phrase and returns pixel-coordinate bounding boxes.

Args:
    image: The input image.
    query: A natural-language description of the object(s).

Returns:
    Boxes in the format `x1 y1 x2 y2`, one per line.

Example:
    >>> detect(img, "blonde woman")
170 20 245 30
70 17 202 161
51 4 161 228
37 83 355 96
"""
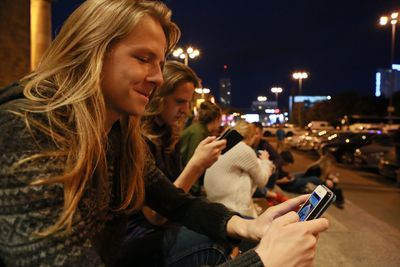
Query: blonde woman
204 121 275 218
0 0 329 266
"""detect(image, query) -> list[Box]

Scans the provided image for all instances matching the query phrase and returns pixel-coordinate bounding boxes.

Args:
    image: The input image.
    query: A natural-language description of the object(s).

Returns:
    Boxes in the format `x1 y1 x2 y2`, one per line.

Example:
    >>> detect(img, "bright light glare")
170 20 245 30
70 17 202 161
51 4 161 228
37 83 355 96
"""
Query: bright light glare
375 72 381 97
179 54 186 59
293 72 308 79
257 96 267 101
172 50 181 57
380 16 388 25
203 88 210 94
391 12 399 19
271 87 283 93
187 47 194 54
195 88 210 94
391 19 398 25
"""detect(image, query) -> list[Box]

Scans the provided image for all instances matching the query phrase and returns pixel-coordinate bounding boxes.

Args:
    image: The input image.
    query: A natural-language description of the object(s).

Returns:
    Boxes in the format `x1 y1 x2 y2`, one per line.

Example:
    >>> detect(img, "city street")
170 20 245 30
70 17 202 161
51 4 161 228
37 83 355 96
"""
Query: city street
283 145 400 267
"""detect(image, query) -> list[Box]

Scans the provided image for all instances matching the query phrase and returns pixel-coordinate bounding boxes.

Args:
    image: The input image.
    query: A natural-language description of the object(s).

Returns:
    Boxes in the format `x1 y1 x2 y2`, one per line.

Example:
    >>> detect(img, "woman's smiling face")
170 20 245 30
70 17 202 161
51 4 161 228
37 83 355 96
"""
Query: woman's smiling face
101 15 167 125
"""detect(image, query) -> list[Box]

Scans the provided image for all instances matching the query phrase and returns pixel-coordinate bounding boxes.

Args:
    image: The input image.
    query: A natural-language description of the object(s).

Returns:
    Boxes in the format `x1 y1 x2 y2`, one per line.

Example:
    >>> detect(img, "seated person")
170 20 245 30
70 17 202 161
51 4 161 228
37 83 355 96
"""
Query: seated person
277 154 345 209
179 101 223 195
0 1 330 266
303 154 345 208
124 61 228 265
204 121 275 218
252 122 289 204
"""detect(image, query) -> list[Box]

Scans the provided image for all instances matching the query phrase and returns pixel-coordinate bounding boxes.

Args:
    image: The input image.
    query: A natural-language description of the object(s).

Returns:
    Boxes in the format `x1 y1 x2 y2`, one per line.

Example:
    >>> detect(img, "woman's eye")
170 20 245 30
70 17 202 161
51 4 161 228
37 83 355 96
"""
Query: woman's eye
135 56 148 63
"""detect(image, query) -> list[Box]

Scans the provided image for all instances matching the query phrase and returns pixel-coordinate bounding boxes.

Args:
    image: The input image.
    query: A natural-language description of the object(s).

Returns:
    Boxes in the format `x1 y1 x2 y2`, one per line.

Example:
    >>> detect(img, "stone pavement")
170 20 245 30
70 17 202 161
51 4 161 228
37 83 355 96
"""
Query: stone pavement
316 199 400 267
263 138 400 266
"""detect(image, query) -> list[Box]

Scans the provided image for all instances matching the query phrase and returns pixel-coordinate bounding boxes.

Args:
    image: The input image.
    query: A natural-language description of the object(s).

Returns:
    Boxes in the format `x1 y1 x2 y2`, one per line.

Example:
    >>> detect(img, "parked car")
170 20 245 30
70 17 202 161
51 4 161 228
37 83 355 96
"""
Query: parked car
305 121 334 131
354 143 394 170
378 146 400 183
320 132 390 164
296 130 332 151
263 123 302 137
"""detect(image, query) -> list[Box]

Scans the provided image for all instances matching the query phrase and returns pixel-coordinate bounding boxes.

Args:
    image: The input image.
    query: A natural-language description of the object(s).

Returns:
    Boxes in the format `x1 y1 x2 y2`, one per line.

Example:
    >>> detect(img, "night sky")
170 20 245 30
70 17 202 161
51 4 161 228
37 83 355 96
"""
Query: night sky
52 0 400 109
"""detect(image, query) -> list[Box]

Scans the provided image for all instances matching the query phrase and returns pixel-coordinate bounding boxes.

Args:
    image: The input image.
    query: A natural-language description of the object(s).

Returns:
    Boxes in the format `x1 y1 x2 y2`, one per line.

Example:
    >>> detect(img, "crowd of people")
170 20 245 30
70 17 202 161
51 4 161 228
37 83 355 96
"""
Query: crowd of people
0 0 332 266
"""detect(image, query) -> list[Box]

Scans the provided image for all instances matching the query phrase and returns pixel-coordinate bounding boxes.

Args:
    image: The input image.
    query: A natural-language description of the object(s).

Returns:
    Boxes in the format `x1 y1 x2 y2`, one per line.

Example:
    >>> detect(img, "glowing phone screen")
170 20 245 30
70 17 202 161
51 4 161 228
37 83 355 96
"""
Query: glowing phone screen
298 192 321 221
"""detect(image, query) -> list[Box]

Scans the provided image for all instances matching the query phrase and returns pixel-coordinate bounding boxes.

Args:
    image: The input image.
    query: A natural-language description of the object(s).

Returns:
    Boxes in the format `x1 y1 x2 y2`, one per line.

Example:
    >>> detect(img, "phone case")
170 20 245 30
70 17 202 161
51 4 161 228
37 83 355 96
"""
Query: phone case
219 129 243 154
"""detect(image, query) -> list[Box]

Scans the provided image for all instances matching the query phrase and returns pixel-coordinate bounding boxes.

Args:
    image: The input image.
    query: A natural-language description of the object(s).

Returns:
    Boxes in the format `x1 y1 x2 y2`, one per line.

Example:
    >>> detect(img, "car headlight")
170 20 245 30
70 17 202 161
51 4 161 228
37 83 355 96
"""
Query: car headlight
328 147 338 152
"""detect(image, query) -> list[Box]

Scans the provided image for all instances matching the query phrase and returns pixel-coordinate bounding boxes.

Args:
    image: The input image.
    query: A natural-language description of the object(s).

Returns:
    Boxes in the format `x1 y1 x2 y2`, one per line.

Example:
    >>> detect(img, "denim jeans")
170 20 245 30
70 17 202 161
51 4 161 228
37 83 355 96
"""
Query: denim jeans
162 226 230 267
279 173 322 193
120 222 230 267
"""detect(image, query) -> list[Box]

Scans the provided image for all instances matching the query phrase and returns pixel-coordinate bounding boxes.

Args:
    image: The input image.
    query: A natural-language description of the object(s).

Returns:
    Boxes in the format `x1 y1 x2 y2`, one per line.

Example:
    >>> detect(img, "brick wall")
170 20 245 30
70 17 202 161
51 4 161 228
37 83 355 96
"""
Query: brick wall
0 0 30 87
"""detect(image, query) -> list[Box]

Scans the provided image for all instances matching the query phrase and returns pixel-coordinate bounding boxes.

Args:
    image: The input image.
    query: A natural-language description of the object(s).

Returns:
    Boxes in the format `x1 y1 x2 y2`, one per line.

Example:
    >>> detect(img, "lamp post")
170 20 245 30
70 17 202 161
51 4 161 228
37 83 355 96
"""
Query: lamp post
292 72 308 127
271 87 283 102
379 11 399 119
257 96 267 102
195 87 210 99
172 46 200 66
292 72 308 96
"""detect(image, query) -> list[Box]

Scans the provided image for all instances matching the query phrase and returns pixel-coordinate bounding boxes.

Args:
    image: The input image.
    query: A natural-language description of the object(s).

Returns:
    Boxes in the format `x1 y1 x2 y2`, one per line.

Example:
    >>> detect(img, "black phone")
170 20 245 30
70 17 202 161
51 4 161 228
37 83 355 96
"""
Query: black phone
217 128 243 154
297 185 336 221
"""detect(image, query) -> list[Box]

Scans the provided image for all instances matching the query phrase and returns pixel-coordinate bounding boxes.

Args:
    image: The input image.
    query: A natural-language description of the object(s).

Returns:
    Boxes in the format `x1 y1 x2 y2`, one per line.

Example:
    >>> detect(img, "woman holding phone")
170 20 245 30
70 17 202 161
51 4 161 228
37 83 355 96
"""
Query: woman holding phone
0 0 329 266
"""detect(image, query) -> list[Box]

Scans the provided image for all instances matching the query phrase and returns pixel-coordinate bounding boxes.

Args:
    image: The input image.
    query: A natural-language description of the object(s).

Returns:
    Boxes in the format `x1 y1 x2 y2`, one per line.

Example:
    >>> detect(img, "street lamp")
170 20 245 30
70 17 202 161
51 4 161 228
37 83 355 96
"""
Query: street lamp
379 11 399 119
194 87 210 107
172 46 200 66
292 72 309 127
257 96 267 102
271 87 283 102
292 72 308 96
195 87 210 99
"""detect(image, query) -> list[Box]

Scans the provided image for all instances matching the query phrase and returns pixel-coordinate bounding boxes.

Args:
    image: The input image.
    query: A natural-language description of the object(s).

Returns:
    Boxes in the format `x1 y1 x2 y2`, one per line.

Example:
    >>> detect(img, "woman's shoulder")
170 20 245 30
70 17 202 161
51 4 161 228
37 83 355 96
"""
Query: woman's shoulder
233 141 256 155
0 99 56 156
0 100 31 142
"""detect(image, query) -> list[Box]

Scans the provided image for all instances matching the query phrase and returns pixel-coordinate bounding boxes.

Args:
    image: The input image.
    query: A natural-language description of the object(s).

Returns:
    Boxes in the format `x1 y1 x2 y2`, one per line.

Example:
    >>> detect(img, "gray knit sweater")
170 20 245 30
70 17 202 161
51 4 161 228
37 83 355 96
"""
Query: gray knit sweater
0 84 263 267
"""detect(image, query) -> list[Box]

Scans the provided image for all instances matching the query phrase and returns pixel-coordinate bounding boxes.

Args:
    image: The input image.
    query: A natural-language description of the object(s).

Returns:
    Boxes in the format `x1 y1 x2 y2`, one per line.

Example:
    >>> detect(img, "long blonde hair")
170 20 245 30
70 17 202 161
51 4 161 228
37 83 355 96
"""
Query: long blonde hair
234 120 256 145
142 60 200 152
16 0 180 236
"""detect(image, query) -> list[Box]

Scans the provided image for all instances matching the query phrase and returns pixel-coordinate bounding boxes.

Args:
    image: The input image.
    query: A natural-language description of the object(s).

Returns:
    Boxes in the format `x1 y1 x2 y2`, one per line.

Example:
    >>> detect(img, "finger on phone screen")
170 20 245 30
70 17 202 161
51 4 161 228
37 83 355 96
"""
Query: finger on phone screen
271 194 310 218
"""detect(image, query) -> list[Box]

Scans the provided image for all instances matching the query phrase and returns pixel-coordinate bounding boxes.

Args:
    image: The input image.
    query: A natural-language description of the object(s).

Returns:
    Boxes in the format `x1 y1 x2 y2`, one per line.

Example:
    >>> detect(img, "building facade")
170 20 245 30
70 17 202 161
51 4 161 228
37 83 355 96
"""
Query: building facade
219 78 231 105
375 65 400 98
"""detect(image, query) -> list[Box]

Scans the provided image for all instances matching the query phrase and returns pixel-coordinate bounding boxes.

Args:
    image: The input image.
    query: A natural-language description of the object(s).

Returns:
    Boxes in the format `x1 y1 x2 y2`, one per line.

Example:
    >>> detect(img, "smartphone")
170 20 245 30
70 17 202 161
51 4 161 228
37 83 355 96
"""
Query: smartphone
217 128 243 154
297 185 336 221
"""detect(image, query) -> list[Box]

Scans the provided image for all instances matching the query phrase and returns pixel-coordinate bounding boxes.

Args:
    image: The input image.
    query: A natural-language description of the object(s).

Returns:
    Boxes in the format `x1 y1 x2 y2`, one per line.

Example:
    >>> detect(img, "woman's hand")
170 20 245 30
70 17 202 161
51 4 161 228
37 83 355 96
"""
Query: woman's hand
255 213 329 267
190 136 226 170
258 150 270 160
226 194 310 241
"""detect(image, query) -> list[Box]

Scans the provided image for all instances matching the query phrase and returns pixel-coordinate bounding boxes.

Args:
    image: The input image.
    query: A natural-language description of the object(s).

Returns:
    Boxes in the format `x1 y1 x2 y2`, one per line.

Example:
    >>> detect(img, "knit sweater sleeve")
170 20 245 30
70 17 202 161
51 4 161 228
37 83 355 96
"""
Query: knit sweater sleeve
231 142 272 188
0 108 105 266
143 154 237 244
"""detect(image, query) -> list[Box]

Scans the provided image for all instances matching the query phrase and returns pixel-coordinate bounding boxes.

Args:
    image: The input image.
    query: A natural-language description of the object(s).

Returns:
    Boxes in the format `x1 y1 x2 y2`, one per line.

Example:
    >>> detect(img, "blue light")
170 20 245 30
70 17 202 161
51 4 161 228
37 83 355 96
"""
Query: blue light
375 72 381 97
392 64 400 71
